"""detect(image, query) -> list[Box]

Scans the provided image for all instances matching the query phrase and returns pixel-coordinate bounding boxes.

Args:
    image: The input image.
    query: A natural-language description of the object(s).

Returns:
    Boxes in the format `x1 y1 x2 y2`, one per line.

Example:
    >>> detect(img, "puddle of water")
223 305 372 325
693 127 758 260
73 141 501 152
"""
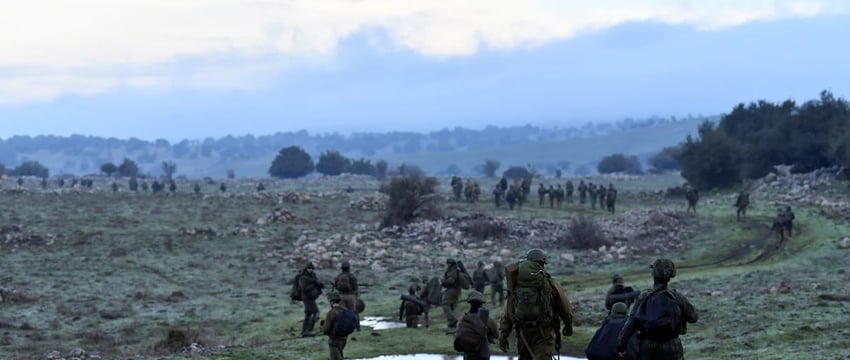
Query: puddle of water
360 316 408 330
355 355 584 360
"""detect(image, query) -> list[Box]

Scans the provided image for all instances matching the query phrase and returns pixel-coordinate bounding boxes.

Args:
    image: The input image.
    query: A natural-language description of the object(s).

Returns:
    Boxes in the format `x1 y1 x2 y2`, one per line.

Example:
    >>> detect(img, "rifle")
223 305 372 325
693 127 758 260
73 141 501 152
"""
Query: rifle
554 319 562 360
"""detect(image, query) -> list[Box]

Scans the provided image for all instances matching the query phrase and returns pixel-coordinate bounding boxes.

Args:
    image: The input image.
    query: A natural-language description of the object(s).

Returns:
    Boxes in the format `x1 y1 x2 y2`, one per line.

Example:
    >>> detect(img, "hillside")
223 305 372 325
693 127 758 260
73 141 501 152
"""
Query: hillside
0 116 707 178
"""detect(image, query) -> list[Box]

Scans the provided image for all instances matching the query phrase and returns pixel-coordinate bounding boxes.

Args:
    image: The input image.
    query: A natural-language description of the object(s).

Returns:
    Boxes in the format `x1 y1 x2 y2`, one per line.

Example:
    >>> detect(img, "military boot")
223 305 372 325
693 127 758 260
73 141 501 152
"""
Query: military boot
301 313 316 337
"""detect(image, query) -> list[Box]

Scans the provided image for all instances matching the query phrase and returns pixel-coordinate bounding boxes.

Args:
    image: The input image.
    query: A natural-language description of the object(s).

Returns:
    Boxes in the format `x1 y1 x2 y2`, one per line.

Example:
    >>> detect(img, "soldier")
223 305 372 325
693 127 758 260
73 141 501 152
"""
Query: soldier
334 261 359 313
57 177 65 188
457 291 499 360
299 262 324 337
169 180 177 193
16 177 24 188
538 184 547 206
257 182 266 192
41 177 47 190
772 208 787 247
141 181 149 192
452 176 463 201
618 259 698 360
605 274 637 311
685 186 699 214
735 191 750 221
399 285 423 328
606 184 618 215
520 178 531 207
548 185 556 208
783 206 795 240
418 276 443 328
598 185 606 209
499 249 573 360
499 176 508 193
219 183 227 193
111 182 118 192
442 258 462 328
565 181 574 203
492 184 504 208
129 177 138 192
193 183 201 194
488 261 505 306
321 292 358 360
506 184 519 210
555 184 565 209
578 180 588 205
472 261 488 294
589 183 598 210
585 302 638 360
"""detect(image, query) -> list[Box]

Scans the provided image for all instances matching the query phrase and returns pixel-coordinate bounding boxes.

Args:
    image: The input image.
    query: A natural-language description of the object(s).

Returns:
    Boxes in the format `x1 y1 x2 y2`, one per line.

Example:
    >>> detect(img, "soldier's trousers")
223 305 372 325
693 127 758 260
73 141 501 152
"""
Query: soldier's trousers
639 337 684 360
328 336 347 360
340 293 357 313
516 325 556 360
442 302 458 326
491 284 504 305
405 315 419 328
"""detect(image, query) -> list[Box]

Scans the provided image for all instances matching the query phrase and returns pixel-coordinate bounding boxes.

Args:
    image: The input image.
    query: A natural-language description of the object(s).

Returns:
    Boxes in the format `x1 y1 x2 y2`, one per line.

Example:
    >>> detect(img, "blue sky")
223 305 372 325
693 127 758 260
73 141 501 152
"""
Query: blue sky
0 1 848 141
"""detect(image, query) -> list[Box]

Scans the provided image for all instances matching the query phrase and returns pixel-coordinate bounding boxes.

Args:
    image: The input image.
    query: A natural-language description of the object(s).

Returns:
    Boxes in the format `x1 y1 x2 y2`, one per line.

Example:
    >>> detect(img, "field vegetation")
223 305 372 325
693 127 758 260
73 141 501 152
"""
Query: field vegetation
2 169 848 359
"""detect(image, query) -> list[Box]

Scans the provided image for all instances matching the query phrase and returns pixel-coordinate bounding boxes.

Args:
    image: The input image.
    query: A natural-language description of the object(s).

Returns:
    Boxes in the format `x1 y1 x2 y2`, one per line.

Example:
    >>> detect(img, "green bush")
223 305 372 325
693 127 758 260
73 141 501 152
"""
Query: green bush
597 153 643 174
10 160 50 178
316 150 351 176
379 173 441 228
268 146 314 178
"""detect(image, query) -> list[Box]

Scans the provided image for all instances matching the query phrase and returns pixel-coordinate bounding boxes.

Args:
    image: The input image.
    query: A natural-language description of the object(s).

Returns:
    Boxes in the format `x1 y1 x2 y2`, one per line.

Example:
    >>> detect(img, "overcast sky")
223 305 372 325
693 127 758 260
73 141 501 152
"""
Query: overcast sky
1 0 849 141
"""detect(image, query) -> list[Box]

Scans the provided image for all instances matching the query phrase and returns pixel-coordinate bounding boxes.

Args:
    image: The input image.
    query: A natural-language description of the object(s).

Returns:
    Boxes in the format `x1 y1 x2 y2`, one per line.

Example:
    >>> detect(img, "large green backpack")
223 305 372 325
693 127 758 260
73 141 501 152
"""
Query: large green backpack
289 273 302 301
512 260 553 323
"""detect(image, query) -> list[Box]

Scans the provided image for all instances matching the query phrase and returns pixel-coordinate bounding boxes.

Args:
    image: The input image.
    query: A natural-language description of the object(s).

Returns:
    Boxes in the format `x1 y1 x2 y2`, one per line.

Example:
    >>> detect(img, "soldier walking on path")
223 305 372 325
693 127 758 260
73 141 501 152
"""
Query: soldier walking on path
578 180 588 205
488 261 505 306
334 261 359 314
442 258 463 329
299 262 324 337
735 190 750 221
685 186 699 214
618 259 698 360
472 261 488 294
606 184 618 215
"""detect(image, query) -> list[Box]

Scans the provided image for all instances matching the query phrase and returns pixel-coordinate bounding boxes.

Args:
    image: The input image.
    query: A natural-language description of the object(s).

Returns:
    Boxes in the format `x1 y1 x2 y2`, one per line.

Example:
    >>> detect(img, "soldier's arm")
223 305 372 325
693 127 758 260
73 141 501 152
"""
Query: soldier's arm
675 291 699 324
351 274 359 292
399 301 406 321
618 293 646 352
487 317 499 343
498 298 514 342
321 310 336 336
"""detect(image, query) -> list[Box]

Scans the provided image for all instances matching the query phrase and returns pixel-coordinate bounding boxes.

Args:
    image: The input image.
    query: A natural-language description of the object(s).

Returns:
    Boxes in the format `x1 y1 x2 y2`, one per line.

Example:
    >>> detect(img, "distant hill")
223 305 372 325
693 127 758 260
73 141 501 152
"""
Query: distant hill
0 116 711 178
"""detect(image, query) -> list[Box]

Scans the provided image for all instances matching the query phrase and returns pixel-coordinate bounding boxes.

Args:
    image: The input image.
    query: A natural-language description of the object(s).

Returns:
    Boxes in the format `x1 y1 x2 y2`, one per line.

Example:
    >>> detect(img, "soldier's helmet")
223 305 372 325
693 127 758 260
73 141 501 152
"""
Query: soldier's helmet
612 273 624 285
446 258 457 265
650 258 676 279
341 260 350 271
493 260 502 267
328 292 341 302
611 302 628 318
525 248 548 264
466 291 485 303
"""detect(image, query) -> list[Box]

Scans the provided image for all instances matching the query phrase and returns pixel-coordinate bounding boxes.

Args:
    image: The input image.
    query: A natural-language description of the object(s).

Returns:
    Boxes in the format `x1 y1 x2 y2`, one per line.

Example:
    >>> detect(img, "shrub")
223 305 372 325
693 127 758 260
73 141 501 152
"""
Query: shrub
100 162 118 177
558 216 611 249
161 161 177 179
379 173 441 228
349 158 376 175
503 166 532 180
649 146 682 171
375 160 388 180
10 160 50 178
482 160 501 177
316 150 351 176
117 158 140 178
462 220 509 240
598 153 643 174
268 146 314 178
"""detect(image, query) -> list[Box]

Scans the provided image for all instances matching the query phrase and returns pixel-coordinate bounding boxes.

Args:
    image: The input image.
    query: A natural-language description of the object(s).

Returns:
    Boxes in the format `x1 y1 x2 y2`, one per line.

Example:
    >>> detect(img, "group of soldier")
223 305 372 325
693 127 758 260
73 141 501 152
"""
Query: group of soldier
297 249 699 360
6 175 274 195
457 176 620 214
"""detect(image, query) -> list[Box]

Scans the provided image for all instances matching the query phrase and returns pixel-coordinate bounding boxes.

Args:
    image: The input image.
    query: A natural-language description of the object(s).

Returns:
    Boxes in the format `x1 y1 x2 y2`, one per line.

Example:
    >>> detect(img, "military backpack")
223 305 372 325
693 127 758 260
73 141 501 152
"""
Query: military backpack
458 270 472 290
335 273 354 293
425 277 442 305
332 308 360 337
453 309 488 352
512 260 553 324
289 273 303 301
635 290 681 341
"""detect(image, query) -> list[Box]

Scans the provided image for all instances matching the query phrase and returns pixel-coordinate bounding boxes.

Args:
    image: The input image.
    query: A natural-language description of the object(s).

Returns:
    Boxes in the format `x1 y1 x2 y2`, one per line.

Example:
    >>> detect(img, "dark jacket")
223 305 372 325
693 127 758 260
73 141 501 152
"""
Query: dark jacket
586 316 638 360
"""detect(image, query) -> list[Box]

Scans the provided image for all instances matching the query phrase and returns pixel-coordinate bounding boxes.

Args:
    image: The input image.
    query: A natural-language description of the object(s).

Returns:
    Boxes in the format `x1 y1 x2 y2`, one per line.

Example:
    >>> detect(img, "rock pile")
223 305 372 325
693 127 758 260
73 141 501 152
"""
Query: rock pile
0 224 58 246
348 195 387 211
256 208 297 225
44 348 102 360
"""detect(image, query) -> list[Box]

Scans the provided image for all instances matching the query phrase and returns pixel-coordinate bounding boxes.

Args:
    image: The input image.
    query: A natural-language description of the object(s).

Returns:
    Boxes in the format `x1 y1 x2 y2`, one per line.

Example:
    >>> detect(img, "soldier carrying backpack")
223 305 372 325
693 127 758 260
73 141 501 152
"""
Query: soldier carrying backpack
322 292 359 360
453 291 498 360
334 261 359 313
498 248 573 360
618 258 698 360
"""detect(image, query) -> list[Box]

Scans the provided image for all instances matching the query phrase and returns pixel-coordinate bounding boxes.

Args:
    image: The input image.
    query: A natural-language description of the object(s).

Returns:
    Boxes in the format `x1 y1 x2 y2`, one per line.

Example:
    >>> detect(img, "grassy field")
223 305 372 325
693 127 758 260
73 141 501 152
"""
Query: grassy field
1 173 848 359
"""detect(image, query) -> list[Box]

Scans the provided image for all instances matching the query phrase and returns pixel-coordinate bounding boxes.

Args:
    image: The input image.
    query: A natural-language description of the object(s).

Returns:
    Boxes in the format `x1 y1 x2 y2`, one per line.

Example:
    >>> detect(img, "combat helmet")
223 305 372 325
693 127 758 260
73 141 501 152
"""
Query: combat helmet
466 291 485 303
611 302 628 318
327 292 341 302
525 248 548 264
650 258 677 280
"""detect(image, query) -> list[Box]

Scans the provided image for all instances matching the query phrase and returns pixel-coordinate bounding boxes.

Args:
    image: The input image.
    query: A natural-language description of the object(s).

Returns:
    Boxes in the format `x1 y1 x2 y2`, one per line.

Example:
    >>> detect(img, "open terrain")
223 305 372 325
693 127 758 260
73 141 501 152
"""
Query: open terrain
1 170 849 359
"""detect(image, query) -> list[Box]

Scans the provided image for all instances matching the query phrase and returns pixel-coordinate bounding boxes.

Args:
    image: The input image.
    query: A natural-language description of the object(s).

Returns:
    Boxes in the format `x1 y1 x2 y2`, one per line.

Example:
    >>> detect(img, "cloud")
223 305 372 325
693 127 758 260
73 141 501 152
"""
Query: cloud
0 0 842 103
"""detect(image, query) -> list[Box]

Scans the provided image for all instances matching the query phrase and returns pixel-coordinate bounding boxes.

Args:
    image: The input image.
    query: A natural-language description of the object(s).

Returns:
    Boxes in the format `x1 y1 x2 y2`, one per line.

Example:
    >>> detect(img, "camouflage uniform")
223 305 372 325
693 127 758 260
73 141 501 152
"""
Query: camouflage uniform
618 259 698 360
472 261 489 293
399 286 422 328
589 183 598 209
606 184 618 215
605 274 636 311
507 185 519 210
735 191 750 221
555 185 564 209
334 261 359 313
193 183 201 194
463 291 499 360
322 293 349 360
538 184 547 206
488 261 505 306
493 185 504 208
598 186 606 209
442 258 462 328
499 249 573 360
520 179 531 208
548 185 556 208
299 263 324 337
578 181 587 205
783 206 795 239
452 176 463 200
685 187 699 214
565 181 574 203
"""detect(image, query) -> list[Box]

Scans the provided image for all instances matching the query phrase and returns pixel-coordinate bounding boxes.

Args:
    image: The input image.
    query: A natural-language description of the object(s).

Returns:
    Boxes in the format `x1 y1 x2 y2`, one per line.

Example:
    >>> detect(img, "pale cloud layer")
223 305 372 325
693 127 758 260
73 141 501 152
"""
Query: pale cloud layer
0 0 842 103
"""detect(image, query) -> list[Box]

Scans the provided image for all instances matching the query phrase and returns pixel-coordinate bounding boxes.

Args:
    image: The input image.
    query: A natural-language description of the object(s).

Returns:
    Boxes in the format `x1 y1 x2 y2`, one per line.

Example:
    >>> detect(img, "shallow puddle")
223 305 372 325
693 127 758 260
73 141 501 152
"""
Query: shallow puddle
354 355 583 360
360 316 407 330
